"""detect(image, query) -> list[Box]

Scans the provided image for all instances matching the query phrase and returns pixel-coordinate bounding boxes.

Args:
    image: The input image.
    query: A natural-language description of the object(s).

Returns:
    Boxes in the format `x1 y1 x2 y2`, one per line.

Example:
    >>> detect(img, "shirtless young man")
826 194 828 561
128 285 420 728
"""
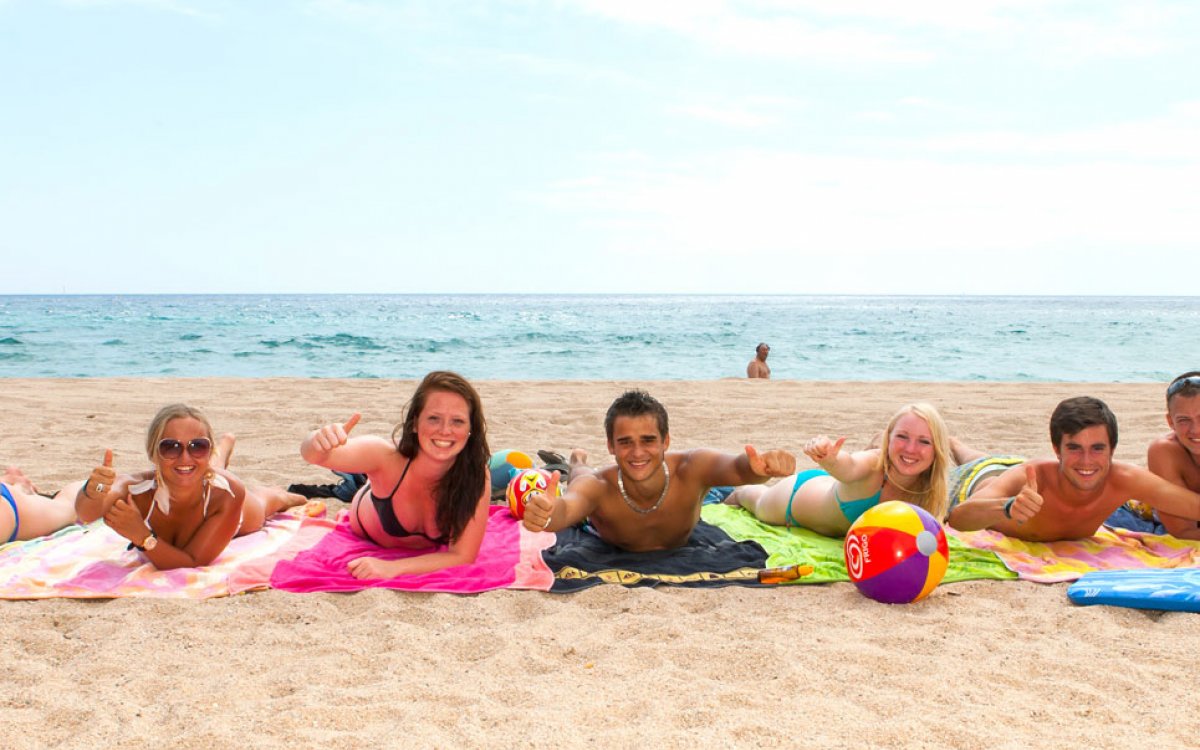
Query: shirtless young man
946 396 1200 542
521 390 795 552
1141 372 1200 540
747 343 771 379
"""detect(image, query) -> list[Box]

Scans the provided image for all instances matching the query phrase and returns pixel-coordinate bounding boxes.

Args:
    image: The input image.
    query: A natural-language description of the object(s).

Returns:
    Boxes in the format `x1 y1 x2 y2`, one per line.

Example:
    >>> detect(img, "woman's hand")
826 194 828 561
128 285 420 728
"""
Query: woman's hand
83 449 118 505
347 556 407 580
803 436 846 468
307 413 361 454
104 496 150 544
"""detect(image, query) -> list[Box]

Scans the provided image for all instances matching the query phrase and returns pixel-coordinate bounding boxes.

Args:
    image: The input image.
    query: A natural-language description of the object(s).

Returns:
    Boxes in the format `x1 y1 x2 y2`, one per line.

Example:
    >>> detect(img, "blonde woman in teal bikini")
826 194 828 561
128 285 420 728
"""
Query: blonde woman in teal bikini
1 467 80 544
725 403 952 535
75 404 305 569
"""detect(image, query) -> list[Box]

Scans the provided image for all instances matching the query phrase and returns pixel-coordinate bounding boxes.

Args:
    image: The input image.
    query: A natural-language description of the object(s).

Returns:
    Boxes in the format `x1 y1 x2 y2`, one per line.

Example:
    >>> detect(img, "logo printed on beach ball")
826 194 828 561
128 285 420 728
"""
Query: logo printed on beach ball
843 501 948 604
506 468 562 520
489 449 534 492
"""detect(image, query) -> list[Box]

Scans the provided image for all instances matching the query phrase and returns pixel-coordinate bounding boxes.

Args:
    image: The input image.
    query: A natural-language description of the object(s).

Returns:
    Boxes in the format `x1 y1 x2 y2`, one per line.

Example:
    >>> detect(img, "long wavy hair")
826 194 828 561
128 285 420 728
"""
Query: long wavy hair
392 371 490 544
874 402 951 520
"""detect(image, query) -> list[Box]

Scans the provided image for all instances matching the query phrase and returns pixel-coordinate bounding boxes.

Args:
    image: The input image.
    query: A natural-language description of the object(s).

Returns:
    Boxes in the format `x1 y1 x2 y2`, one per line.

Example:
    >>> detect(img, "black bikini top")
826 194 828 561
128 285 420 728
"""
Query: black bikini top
360 459 448 545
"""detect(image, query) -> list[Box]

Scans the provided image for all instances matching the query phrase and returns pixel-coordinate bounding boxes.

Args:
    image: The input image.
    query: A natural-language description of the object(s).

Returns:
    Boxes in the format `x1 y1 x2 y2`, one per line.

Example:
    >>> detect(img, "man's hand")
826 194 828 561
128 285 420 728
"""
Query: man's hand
521 471 559 532
746 445 796 477
1005 465 1043 524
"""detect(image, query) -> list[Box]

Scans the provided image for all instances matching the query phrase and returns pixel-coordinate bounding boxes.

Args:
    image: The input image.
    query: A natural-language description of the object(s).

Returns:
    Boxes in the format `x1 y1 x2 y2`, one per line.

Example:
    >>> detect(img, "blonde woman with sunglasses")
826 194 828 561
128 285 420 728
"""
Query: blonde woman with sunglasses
75 404 305 569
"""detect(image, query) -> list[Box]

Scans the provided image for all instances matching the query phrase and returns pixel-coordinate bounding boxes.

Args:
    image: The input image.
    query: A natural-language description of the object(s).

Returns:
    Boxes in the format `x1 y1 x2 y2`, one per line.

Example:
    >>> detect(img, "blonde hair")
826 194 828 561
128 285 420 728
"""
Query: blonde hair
875 402 951 520
145 404 214 463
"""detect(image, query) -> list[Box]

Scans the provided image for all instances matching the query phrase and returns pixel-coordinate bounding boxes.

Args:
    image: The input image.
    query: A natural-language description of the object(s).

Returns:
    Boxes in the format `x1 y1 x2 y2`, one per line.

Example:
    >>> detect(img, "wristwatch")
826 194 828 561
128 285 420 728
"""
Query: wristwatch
135 531 158 552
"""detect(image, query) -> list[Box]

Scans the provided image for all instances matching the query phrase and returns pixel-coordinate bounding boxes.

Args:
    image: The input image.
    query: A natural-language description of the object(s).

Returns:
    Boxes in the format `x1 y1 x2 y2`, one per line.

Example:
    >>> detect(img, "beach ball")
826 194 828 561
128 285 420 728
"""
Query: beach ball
506 468 562 520
843 501 948 604
489 449 534 492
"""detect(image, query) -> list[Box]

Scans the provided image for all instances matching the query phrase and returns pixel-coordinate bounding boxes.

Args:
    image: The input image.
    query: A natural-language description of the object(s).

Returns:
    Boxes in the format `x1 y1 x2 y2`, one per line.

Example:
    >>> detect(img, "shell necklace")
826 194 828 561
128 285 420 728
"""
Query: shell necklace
617 461 670 514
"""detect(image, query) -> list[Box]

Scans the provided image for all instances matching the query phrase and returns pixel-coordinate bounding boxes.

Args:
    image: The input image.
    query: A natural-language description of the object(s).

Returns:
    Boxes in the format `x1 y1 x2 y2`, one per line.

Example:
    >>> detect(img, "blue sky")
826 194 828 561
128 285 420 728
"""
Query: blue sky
2 0 1197 295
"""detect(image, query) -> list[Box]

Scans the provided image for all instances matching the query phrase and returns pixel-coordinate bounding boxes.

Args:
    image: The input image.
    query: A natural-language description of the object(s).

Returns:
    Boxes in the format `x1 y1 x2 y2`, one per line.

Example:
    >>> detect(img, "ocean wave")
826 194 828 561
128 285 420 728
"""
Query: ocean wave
0 294 1192 381
260 338 315 350
418 338 466 353
309 333 385 350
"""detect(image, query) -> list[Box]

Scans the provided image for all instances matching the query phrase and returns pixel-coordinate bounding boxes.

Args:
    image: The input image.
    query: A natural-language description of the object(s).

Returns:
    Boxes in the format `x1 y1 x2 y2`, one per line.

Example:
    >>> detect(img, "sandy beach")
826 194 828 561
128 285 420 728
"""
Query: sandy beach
1 378 1196 749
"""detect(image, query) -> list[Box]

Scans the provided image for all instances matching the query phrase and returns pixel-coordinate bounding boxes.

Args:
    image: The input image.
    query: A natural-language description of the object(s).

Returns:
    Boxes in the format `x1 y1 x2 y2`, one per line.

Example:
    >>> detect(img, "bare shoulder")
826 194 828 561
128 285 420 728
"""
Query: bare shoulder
350 435 407 474
572 469 615 499
355 434 404 455
853 447 883 463
1108 460 1160 492
981 459 1044 496
204 469 246 513
670 448 721 474
1148 433 1187 461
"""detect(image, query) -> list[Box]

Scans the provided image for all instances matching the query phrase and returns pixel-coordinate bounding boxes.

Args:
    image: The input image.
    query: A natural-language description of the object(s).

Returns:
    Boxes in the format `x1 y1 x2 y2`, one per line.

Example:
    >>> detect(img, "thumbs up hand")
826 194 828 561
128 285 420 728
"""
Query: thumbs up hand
522 471 559 532
85 449 117 501
746 445 796 477
803 436 845 469
309 413 360 453
1004 465 1043 524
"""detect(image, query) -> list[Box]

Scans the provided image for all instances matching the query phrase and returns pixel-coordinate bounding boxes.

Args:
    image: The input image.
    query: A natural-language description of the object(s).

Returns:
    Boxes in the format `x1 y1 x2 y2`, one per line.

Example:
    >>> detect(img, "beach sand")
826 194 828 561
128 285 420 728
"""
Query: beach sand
2 378 1196 749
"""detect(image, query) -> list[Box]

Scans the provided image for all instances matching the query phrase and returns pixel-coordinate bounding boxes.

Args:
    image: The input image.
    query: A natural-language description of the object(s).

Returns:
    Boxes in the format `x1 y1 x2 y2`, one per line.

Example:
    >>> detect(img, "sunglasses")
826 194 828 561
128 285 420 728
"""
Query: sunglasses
1167 375 1200 399
158 438 213 460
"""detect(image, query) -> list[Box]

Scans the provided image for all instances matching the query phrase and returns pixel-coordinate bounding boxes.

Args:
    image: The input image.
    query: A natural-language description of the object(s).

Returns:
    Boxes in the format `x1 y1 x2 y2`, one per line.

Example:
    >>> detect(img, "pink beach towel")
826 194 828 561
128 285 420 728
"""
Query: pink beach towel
0 512 313 599
950 526 1200 583
269 505 557 593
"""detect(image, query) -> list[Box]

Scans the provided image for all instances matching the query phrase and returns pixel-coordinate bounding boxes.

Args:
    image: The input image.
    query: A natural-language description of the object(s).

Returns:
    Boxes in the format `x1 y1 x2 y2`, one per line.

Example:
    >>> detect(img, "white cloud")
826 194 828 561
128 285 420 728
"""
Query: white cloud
489 50 650 89
563 0 1193 65
666 94 804 128
566 0 934 63
915 101 1200 159
60 0 212 19
669 103 780 128
530 140 1198 291
303 0 437 28
854 110 896 123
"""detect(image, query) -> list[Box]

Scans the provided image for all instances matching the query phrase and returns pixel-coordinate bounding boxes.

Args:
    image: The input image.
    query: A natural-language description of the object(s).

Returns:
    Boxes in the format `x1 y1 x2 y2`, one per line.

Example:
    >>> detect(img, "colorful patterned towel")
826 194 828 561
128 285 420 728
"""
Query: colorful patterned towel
0 513 314 599
704 504 1016 584
268 506 557 593
949 526 1200 583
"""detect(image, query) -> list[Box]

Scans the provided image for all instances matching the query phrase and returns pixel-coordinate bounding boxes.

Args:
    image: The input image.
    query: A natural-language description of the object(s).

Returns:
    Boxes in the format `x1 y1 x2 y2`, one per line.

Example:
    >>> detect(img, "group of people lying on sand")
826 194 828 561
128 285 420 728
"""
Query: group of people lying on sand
4 371 1200 580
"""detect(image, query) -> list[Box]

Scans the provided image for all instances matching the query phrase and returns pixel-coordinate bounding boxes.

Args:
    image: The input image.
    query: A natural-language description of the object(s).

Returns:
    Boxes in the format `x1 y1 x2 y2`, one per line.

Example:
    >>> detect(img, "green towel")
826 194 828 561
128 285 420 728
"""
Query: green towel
702 504 1016 584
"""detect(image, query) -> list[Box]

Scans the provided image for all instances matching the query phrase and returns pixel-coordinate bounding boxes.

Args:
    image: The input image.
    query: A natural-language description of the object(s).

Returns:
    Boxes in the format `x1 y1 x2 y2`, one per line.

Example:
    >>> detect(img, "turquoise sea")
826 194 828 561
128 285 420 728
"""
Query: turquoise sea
0 295 1195 381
